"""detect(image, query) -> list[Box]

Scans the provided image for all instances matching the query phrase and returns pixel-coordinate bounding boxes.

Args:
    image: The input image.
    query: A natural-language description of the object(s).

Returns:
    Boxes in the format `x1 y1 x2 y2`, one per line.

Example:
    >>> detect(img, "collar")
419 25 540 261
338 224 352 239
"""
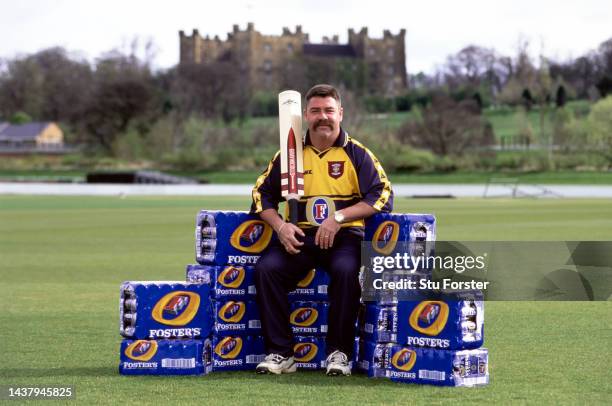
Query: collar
304 127 348 148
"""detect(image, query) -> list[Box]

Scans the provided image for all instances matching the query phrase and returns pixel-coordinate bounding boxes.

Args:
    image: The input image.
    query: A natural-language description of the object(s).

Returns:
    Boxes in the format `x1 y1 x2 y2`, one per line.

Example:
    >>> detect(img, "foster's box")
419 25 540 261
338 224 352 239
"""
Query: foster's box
119 339 212 375
186 264 256 299
290 301 329 336
386 345 489 387
396 291 484 350
212 299 261 335
361 304 398 343
288 269 329 301
211 335 266 371
293 336 327 370
120 281 213 339
364 213 436 257
196 210 274 266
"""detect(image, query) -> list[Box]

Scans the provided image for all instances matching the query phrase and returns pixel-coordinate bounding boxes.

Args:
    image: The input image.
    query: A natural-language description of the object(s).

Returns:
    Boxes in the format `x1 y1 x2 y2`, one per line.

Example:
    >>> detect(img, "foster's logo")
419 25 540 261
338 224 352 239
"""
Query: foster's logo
125 340 158 361
305 196 335 226
151 291 200 326
297 269 316 288
219 301 246 323
293 342 318 362
218 266 245 288
391 348 417 371
409 301 449 336
290 307 318 326
230 220 273 253
214 337 243 359
372 221 399 255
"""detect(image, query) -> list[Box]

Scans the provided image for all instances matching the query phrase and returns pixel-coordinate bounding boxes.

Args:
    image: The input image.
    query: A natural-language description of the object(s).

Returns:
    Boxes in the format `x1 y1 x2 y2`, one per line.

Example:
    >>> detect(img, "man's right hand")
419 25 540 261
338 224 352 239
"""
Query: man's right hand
276 222 305 254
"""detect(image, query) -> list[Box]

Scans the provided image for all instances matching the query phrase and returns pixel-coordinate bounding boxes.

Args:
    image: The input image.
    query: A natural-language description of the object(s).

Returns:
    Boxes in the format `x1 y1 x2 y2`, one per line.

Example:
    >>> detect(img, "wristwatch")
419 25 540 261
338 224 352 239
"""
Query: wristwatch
334 211 345 224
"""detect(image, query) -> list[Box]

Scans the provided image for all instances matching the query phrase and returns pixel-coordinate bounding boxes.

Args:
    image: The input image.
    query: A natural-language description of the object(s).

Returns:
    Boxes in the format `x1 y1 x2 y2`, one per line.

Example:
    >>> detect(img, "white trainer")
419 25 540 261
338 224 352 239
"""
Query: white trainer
326 350 351 376
256 354 297 375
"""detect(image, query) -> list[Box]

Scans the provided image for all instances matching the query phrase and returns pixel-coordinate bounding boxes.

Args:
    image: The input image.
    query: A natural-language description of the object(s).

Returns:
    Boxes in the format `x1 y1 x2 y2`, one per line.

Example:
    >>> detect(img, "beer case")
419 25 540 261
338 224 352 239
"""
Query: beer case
119 339 212 376
119 281 213 339
211 335 266 371
186 264 257 299
195 210 274 266
212 299 261 336
290 301 329 336
293 336 327 370
288 269 329 301
396 291 484 350
361 304 398 343
364 213 436 256
358 341 489 386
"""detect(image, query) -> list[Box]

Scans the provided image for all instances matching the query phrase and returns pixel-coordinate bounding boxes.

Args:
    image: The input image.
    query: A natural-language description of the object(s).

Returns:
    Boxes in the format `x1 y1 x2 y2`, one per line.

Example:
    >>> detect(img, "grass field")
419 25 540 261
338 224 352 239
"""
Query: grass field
1 196 611 405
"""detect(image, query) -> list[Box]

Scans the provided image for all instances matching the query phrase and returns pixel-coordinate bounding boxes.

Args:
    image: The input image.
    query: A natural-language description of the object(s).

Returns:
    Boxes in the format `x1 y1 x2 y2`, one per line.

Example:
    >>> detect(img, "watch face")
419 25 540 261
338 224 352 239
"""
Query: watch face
334 212 344 223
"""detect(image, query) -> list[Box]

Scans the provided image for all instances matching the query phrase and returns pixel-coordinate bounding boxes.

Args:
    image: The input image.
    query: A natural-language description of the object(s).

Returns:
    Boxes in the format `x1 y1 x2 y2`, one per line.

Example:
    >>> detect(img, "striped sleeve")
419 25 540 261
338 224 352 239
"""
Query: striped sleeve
250 151 282 214
348 138 393 212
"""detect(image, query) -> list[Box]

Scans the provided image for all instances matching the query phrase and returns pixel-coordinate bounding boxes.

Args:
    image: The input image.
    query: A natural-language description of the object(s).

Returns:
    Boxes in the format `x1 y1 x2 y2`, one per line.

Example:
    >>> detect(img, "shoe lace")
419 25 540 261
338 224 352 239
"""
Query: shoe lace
265 353 286 364
327 350 348 365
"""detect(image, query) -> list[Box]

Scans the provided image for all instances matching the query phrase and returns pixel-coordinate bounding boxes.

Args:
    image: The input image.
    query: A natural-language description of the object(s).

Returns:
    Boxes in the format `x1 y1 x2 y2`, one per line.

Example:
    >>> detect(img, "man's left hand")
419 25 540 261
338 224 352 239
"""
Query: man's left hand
315 217 341 249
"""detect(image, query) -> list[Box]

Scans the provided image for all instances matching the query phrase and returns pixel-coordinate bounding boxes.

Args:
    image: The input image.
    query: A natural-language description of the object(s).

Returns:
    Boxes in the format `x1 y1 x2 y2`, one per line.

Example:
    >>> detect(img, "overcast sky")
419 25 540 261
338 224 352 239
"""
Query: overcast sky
1 0 610 73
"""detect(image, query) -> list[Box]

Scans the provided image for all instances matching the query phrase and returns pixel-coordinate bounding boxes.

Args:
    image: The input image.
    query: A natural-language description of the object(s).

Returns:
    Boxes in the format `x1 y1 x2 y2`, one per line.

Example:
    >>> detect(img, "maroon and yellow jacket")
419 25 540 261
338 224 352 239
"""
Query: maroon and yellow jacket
251 128 393 234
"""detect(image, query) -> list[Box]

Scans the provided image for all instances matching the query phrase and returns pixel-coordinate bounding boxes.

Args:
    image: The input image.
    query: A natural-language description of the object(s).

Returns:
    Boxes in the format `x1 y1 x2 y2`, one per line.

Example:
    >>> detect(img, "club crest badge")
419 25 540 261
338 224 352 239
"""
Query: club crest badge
328 161 345 179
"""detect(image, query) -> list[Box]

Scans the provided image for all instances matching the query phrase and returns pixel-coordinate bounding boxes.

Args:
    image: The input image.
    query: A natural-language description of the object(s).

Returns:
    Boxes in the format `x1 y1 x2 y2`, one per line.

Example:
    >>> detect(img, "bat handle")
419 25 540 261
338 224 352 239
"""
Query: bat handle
288 198 299 225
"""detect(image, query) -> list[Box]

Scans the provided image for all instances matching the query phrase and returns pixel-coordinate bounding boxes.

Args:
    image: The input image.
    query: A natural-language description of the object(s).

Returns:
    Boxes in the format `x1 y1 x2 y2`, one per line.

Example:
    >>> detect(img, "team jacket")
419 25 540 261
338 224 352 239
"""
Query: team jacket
251 128 393 233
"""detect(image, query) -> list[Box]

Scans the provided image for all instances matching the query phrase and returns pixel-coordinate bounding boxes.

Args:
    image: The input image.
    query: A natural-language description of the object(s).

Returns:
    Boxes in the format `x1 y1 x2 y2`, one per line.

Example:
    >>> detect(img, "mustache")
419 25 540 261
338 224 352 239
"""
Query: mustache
314 120 333 129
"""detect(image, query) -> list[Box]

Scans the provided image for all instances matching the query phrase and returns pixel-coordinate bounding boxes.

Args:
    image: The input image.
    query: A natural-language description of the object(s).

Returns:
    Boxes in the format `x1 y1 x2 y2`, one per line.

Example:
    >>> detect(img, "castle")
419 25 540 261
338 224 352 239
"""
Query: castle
179 23 407 97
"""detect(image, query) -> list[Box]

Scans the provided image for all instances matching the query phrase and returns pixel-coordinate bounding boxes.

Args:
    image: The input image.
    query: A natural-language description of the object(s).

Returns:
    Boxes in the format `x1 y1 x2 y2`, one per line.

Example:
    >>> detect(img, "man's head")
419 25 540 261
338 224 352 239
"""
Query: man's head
304 84 343 146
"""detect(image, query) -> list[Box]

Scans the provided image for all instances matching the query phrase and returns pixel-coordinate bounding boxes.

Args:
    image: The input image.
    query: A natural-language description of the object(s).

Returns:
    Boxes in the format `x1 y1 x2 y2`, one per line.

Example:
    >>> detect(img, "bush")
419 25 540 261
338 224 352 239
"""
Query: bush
587 96 612 153
250 92 277 117
363 96 394 113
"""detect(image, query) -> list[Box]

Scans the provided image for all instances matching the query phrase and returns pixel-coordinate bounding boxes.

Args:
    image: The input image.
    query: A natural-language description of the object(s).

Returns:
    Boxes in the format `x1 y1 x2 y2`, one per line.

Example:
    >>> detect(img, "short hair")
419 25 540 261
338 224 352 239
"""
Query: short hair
305 84 341 105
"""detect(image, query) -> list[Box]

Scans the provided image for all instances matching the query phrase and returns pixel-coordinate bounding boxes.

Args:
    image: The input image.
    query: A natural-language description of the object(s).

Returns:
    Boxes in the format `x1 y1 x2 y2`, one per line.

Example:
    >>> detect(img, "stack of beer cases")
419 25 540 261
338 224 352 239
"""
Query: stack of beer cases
357 213 490 387
187 210 332 371
118 280 215 375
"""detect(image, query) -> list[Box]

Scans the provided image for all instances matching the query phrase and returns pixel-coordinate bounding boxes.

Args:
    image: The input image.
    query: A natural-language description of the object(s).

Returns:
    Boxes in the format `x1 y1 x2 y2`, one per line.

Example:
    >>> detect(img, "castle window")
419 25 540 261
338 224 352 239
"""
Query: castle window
387 48 394 57
387 66 394 75
287 43 294 53
263 60 272 72
368 48 376 56
264 43 272 52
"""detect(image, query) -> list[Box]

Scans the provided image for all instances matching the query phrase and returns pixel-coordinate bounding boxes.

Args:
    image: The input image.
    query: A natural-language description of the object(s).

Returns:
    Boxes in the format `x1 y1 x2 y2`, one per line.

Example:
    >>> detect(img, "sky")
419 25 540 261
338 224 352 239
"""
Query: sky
0 0 610 74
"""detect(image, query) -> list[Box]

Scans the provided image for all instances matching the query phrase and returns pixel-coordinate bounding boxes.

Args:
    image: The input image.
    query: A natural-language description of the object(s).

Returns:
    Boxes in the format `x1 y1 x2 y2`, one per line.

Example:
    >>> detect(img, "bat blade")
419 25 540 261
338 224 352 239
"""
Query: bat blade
278 90 304 224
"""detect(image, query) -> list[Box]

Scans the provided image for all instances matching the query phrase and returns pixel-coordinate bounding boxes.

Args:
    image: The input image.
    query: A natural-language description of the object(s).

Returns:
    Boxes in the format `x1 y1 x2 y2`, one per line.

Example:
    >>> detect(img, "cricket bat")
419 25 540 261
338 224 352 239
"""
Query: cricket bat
278 90 304 225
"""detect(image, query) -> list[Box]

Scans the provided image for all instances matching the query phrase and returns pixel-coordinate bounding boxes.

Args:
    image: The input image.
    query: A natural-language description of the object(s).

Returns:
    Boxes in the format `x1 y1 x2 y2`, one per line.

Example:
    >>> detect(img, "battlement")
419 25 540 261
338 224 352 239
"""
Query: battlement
179 23 408 96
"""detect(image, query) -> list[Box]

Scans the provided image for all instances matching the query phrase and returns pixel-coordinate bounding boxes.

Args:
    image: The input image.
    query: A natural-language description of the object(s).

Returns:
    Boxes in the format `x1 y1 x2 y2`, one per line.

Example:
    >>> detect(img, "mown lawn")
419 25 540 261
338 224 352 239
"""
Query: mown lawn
1 196 610 404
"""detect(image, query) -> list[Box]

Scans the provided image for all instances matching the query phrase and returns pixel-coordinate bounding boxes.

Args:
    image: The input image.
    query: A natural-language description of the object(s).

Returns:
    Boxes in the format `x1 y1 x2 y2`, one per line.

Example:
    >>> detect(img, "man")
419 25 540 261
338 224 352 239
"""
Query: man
250 84 393 376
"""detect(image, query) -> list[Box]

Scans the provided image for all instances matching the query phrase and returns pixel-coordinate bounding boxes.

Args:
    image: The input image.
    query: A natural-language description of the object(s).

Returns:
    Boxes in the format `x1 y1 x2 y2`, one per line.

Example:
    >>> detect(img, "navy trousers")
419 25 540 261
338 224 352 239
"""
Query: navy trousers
254 230 362 358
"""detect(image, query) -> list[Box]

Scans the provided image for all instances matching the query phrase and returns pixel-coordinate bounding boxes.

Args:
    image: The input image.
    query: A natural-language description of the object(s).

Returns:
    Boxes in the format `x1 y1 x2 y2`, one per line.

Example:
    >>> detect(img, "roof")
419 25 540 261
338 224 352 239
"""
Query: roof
0 122 53 141
302 44 357 58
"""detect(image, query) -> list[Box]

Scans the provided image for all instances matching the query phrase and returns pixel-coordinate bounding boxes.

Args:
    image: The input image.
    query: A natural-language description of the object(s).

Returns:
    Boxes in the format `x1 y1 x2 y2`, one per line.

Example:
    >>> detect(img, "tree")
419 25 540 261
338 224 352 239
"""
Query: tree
80 50 159 152
0 48 92 123
556 85 567 107
587 96 612 158
397 94 494 156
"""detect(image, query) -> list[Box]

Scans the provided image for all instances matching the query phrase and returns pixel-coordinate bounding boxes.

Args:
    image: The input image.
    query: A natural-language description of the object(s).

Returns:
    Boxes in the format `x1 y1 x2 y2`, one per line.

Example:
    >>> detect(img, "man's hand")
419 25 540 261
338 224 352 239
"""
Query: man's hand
277 222 305 254
315 217 341 249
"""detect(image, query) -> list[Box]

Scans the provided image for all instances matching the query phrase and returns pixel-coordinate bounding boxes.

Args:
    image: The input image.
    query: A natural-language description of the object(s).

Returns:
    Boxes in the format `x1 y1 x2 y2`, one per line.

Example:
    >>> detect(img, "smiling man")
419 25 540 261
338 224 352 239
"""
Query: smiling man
251 84 393 376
